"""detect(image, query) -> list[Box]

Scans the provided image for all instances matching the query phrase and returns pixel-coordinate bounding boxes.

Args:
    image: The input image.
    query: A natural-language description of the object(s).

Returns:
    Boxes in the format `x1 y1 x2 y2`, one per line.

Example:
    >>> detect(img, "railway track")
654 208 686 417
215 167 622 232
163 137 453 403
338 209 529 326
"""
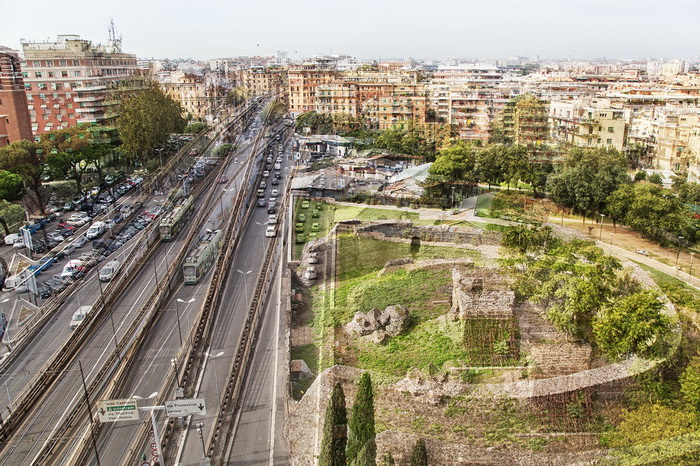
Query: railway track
0 103 260 464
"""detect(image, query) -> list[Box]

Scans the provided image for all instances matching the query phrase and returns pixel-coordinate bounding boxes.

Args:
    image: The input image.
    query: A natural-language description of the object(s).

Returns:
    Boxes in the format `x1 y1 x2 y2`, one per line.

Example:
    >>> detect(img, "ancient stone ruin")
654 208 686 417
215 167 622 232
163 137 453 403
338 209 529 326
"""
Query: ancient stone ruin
345 305 410 344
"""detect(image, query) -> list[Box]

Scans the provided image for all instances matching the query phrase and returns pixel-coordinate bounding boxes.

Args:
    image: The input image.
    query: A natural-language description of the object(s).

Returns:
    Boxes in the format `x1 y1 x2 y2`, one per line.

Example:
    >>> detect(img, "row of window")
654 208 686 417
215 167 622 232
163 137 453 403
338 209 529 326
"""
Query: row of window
23 59 133 68
25 82 88 91
27 70 82 78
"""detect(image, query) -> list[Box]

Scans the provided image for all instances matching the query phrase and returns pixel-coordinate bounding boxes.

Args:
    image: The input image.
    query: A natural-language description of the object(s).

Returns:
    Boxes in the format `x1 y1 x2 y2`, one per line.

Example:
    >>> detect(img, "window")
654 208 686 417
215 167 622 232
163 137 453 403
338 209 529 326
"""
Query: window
22 72 28 78
606 139 613 145
32 61 40 67
73 71 81 77
38 83 47 90
24 83 31 91
35 72 42 78
61 71 68 78
72 60 80 66
46 61 53 67
60 60 67 66
608 127 614 133
48 71 55 78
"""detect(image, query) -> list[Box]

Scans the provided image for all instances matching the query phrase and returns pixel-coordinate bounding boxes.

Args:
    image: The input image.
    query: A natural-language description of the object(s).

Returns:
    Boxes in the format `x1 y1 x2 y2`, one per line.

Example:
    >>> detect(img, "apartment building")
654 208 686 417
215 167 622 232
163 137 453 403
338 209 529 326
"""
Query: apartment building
363 83 428 130
21 35 138 134
288 59 337 115
237 67 286 97
549 100 627 151
0 46 33 145
158 70 210 120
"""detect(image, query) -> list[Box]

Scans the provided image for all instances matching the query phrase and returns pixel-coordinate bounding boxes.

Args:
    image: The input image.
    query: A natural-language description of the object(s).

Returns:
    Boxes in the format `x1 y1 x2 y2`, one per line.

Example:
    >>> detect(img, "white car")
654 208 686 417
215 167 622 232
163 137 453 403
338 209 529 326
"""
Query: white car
268 214 278 224
265 226 276 237
271 189 279 197
70 306 91 329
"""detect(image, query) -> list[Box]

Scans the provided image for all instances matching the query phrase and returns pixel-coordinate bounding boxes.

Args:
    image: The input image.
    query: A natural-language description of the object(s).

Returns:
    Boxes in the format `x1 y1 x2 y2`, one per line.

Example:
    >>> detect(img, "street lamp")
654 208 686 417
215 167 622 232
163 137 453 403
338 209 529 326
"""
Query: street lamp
690 252 696 279
676 236 684 269
609 233 614 249
132 392 163 465
175 297 195 347
196 421 208 460
599 214 605 240
204 351 225 404
171 358 182 389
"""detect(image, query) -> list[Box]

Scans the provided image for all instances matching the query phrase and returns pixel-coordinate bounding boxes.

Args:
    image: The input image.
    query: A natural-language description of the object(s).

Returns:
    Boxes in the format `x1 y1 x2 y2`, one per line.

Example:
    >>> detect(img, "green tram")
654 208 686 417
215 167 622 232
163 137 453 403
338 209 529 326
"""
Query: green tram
183 229 223 284
159 196 194 241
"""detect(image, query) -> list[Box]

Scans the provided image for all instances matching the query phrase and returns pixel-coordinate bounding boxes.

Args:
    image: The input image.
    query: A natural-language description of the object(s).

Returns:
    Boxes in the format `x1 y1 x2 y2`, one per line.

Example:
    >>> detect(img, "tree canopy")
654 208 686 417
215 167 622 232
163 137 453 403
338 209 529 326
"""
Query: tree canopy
0 140 46 214
115 84 186 166
547 147 630 218
320 381 348 466
347 373 376 465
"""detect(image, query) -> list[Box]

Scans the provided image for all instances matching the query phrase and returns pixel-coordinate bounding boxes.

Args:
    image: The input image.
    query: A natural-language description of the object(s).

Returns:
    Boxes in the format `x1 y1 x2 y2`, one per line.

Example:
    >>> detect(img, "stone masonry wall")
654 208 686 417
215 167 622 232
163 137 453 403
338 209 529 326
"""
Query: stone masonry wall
355 220 503 246
450 266 515 320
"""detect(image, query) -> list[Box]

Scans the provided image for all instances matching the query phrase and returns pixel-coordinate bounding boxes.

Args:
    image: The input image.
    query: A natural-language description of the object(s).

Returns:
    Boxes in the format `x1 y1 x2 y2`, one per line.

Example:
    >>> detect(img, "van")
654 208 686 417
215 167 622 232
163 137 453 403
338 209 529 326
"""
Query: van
4 234 20 245
61 259 83 280
70 306 91 329
86 221 107 240
99 260 120 282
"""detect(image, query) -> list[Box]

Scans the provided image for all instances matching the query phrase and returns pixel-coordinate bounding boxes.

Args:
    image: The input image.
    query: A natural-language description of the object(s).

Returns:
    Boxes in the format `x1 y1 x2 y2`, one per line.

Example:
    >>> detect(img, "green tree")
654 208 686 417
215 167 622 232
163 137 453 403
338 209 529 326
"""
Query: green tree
353 438 377 466
547 147 629 219
320 381 348 466
0 140 46 214
116 84 186 166
606 182 690 242
593 290 672 359
0 200 26 235
604 404 697 448
0 170 24 201
184 122 207 134
410 438 428 466
347 373 376 465
680 358 700 411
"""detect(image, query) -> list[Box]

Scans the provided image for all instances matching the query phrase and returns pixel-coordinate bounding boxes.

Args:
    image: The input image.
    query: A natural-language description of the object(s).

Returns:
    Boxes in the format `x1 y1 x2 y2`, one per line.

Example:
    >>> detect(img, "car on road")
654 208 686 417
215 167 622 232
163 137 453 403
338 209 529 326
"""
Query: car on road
265 226 276 237
271 178 279 186
268 214 278 224
45 277 68 293
72 234 88 248
99 260 120 282
271 189 279 197
262 171 270 178
635 249 649 256
267 205 277 214
257 198 266 207
70 306 91 329
216 175 228 184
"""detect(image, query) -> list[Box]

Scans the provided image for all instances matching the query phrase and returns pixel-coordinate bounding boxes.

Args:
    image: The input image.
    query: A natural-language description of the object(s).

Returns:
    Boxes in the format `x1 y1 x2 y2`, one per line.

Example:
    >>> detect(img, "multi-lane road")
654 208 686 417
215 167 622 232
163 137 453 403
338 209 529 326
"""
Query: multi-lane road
0 106 293 465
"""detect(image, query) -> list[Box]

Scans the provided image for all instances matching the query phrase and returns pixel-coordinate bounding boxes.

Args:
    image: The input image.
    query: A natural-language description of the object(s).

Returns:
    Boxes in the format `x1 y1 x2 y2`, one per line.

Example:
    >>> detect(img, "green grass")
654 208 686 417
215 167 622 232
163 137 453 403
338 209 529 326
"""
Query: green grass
352 318 470 376
638 264 700 310
332 205 420 222
336 234 480 280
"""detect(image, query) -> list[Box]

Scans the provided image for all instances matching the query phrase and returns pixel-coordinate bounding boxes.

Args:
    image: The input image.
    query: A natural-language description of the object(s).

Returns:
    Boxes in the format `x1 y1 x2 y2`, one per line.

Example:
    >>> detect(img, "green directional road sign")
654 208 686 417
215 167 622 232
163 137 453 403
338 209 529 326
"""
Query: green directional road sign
97 399 140 422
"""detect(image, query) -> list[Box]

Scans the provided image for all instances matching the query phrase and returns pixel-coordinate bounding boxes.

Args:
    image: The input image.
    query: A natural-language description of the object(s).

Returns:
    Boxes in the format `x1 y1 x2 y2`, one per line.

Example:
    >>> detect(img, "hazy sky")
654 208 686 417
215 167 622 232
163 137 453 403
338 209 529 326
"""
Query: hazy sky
1 0 697 61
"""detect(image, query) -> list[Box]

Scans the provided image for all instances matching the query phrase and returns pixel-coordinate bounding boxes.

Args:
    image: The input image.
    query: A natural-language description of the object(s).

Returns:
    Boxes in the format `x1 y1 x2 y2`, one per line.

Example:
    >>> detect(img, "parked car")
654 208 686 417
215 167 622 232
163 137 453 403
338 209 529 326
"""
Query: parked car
72 235 88 248
265 226 276 237
35 282 53 299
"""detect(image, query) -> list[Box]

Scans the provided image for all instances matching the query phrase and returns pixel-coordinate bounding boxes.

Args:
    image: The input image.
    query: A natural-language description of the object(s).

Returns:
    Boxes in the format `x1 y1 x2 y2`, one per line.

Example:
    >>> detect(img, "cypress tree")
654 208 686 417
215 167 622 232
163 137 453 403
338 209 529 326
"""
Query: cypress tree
347 372 376 465
410 438 428 466
352 437 377 466
380 452 395 466
319 381 348 466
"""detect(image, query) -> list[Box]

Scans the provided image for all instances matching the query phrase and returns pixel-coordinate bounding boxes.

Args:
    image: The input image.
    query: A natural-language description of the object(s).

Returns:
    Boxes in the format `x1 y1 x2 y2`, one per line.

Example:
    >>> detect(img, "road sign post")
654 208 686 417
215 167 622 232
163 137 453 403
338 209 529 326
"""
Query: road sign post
97 399 139 422
165 398 207 417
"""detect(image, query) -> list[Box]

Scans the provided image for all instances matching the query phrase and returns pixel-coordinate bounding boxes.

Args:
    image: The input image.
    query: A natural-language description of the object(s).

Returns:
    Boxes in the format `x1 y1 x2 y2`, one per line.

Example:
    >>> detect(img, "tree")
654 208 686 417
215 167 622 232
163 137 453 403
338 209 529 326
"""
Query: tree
116 84 186 166
410 439 428 466
347 373 376 465
353 438 377 466
429 141 478 183
547 146 630 218
0 200 26 236
604 404 697 448
0 170 24 201
680 358 700 411
593 289 672 359
606 182 690 242
0 140 46 214
319 381 348 466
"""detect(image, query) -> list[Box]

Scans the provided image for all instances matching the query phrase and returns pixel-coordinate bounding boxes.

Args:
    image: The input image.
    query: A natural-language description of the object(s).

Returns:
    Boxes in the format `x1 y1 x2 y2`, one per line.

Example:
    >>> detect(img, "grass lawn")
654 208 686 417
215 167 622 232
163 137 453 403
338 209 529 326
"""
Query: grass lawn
307 235 482 375
336 234 481 280
332 204 420 223
637 263 700 311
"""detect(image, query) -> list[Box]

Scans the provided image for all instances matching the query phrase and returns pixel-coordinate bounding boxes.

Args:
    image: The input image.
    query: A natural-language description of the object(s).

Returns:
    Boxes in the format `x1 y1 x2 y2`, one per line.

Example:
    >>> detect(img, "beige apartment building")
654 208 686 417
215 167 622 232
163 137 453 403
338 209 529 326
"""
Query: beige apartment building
158 71 211 120
236 67 286 97
288 63 337 114
549 100 627 151
21 34 138 134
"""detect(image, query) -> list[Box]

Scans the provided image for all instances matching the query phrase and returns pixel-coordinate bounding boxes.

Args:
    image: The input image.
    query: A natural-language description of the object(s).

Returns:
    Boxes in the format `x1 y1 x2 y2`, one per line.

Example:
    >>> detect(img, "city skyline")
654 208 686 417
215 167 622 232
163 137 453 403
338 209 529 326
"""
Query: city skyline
2 0 698 61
